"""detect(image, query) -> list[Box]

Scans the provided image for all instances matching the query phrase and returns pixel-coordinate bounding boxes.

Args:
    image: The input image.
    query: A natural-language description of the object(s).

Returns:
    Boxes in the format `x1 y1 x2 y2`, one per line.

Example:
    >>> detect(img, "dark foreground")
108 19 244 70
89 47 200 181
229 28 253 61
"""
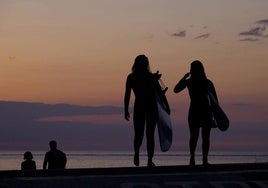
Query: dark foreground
0 163 268 188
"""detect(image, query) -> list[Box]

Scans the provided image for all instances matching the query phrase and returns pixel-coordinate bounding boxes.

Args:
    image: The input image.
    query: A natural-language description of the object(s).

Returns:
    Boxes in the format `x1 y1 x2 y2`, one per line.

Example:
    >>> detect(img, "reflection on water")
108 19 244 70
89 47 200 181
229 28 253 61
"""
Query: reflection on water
0 151 267 170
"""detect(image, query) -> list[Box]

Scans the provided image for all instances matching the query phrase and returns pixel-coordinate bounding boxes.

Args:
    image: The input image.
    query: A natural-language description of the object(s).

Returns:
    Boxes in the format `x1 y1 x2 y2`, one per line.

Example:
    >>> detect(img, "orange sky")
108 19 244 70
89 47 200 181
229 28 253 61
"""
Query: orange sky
0 0 267 107
1 1 268 153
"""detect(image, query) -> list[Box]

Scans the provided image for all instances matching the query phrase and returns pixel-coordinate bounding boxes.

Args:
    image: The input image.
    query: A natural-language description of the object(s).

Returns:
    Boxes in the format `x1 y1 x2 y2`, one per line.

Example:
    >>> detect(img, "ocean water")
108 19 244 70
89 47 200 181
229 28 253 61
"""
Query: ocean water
0 151 267 171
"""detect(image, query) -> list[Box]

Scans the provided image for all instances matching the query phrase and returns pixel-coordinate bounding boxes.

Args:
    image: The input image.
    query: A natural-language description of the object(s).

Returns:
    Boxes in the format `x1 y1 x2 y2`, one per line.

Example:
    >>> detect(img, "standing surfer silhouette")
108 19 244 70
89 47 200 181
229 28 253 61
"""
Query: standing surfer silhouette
124 55 160 167
174 60 218 166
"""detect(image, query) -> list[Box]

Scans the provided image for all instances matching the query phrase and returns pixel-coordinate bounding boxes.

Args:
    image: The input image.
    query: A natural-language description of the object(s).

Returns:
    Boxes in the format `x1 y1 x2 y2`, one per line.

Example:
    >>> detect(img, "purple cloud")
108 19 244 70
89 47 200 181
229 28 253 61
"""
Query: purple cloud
239 38 259 42
239 26 266 37
171 30 186 37
194 33 210 39
256 19 268 25
231 102 255 106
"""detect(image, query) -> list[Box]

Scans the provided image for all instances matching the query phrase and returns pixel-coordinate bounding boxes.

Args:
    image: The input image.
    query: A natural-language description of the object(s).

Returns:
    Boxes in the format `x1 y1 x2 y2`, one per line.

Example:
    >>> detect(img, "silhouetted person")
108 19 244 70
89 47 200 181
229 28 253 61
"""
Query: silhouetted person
174 60 218 166
21 151 36 170
124 54 161 167
43 140 67 170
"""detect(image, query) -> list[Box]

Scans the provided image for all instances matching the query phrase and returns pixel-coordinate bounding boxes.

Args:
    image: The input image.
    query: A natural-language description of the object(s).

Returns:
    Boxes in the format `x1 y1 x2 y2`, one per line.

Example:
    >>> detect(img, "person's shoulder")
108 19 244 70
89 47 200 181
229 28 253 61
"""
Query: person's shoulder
206 79 215 87
57 149 66 156
127 72 134 76
28 160 36 165
127 73 134 79
126 73 136 83
45 150 53 157
207 79 213 84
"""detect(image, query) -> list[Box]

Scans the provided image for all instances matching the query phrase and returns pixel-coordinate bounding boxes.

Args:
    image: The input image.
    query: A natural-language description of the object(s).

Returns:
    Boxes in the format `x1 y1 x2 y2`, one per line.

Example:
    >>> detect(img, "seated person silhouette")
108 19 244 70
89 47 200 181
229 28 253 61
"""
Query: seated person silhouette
21 151 36 170
43 140 67 170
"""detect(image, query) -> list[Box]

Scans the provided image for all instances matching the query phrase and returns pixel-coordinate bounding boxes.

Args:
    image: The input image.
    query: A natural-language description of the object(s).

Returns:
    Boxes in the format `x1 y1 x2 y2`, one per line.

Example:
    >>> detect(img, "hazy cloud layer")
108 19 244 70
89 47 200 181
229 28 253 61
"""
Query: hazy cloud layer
239 38 259 42
239 26 266 37
256 19 268 25
169 25 210 40
231 102 255 106
194 33 210 39
171 30 186 37
0 101 128 150
239 18 268 42
0 100 267 151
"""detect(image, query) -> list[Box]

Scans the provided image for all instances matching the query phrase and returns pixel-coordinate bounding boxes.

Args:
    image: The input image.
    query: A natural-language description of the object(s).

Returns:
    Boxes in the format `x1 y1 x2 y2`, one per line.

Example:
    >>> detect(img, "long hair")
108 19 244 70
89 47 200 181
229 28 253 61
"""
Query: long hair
190 60 207 81
132 55 151 73
190 60 208 90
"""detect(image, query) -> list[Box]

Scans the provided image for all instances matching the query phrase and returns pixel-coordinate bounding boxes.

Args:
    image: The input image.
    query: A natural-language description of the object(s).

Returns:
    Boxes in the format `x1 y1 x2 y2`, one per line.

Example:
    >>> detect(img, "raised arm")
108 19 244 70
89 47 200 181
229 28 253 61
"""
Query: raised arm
173 73 190 93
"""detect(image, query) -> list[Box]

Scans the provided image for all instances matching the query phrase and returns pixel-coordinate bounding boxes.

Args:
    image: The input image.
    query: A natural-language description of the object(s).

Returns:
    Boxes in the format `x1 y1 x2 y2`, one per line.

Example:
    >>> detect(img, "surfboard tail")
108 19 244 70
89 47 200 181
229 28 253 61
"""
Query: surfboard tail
208 92 230 131
156 100 172 152
154 78 173 152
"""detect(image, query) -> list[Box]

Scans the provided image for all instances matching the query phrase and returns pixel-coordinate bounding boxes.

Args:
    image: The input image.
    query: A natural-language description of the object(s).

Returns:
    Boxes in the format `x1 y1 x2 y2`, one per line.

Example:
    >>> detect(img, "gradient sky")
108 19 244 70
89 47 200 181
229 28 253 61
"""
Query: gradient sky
0 0 268 151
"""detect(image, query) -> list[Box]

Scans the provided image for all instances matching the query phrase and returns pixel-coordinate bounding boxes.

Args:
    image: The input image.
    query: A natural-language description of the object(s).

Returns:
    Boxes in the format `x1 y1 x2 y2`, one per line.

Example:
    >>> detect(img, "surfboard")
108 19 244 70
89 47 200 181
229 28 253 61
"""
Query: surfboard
154 80 172 152
208 91 229 131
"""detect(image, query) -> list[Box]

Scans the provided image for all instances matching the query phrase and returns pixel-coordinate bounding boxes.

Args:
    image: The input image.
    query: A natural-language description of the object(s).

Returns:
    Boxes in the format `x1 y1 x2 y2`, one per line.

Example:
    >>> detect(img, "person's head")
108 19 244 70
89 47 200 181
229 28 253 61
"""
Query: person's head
190 60 207 80
49 140 57 150
24 151 33 160
132 54 151 73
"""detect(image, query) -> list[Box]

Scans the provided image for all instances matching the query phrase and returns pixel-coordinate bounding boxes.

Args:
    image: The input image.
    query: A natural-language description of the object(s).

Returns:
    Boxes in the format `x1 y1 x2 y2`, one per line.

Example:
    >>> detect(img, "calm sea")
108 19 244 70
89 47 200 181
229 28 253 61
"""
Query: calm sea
0 151 267 171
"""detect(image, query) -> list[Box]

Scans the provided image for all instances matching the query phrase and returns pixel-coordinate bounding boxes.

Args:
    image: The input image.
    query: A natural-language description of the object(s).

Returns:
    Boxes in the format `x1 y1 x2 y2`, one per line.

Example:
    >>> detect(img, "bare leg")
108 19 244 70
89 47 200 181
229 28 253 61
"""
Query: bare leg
189 125 199 166
146 112 156 167
133 111 145 166
202 126 211 165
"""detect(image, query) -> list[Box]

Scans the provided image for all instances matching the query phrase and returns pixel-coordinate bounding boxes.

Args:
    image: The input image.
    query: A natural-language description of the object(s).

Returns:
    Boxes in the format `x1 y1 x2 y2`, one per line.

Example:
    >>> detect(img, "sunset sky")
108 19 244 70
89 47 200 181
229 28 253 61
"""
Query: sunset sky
0 0 268 152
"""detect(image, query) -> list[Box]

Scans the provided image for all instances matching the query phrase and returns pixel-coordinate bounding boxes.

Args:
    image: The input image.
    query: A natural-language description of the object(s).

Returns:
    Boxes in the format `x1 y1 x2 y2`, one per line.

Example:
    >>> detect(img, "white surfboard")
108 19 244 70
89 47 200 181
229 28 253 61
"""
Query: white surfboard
208 91 229 131
154 83 172 152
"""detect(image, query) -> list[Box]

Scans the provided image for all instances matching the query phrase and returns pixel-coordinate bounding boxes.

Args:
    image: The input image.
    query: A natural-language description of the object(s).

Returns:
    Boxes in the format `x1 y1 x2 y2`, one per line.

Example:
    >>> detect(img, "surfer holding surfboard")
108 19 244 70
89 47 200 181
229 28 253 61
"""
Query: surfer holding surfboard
124 55 162 167
174 60 218 166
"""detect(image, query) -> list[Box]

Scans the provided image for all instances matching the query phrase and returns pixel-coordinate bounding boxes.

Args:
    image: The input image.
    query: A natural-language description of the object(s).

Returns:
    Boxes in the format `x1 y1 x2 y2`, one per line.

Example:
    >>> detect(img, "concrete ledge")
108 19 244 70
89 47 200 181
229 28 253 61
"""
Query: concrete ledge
0 162 267 178
0 163 267 188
